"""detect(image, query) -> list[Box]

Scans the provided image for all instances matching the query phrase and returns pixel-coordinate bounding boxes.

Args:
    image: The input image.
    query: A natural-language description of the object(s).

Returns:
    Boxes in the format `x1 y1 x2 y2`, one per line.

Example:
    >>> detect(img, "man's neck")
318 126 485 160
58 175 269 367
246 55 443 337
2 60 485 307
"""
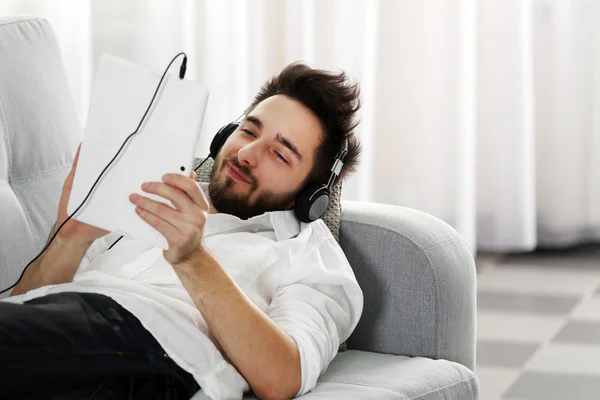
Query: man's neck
208 205 219 214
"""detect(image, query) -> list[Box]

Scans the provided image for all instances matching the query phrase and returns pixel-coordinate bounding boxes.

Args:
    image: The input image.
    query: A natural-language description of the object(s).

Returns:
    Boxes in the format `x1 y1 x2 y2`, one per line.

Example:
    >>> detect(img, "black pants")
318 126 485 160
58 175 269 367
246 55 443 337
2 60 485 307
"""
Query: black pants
0 292 200 399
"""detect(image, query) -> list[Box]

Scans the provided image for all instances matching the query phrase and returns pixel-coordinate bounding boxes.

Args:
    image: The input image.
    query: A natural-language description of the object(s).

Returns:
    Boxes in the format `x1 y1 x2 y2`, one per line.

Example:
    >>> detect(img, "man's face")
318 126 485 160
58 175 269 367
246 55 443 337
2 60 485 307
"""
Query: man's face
208 95 322 220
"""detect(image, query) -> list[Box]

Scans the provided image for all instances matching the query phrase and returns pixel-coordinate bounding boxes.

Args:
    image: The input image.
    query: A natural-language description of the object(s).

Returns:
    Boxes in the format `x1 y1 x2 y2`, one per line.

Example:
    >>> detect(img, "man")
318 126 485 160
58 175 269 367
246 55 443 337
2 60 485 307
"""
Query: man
1 62 363 400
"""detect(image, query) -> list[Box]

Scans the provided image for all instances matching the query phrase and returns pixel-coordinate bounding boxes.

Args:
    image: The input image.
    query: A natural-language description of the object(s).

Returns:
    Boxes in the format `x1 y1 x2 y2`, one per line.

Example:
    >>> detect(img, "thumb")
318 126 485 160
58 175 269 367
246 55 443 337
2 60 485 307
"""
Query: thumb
71 143 82 169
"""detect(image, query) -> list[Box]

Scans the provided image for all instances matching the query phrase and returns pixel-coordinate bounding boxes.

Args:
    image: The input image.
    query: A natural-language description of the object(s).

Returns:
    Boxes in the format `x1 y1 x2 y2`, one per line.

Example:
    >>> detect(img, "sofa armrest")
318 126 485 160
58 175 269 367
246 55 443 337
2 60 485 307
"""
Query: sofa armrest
339 201 476 371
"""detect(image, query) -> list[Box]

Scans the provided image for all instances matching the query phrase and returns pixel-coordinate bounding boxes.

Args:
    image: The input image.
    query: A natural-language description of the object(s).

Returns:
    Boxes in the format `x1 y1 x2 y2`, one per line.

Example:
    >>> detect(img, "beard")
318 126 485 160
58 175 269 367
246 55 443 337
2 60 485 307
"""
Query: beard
208 155 297 220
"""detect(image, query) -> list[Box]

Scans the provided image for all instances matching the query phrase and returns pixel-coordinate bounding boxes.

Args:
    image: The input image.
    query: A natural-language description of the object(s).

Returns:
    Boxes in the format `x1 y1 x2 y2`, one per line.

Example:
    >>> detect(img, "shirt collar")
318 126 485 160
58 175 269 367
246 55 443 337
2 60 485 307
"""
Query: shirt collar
198 182 300 241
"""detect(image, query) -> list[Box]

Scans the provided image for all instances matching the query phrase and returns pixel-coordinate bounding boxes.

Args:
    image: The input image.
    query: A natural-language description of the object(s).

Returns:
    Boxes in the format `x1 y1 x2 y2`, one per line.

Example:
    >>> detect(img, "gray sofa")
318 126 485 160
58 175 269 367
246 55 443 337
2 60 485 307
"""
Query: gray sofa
0 15 479 400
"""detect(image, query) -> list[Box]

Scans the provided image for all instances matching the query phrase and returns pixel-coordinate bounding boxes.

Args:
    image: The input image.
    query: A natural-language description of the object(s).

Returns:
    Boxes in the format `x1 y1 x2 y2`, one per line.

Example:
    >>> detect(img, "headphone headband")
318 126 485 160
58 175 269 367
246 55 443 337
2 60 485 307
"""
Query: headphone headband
326 140 348 189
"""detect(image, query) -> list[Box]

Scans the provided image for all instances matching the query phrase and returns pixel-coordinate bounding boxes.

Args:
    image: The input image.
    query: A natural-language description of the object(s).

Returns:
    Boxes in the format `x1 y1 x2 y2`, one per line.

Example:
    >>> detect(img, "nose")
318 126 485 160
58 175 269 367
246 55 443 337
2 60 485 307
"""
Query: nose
237 140 260 168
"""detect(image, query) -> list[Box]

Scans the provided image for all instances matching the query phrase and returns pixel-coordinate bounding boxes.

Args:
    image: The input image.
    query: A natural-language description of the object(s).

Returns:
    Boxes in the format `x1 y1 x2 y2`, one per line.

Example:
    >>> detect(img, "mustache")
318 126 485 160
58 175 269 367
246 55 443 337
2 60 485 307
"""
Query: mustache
224 157 256 185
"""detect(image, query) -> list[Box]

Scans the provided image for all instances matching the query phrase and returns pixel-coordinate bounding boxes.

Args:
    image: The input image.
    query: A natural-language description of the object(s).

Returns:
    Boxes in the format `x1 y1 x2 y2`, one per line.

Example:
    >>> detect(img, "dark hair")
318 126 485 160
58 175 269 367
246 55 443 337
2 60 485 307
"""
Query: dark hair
248 62 361 185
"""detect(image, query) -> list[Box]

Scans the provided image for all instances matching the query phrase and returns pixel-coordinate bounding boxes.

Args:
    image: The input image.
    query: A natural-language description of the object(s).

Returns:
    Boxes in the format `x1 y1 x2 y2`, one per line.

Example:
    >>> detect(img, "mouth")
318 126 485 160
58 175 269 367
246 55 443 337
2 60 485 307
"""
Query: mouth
226 163 251 184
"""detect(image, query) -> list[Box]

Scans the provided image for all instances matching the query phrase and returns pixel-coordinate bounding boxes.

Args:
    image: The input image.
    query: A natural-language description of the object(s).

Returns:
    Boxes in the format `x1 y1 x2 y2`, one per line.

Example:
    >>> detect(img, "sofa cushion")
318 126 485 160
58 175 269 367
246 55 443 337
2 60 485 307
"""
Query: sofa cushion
0 16 81 298
302 350 478 399
190 350 478 400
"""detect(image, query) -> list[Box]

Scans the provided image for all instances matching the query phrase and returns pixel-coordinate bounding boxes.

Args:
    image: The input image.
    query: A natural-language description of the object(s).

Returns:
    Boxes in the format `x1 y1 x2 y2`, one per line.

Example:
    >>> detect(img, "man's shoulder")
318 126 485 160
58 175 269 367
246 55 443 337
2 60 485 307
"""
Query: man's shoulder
297 218 336 243
287 219 346 263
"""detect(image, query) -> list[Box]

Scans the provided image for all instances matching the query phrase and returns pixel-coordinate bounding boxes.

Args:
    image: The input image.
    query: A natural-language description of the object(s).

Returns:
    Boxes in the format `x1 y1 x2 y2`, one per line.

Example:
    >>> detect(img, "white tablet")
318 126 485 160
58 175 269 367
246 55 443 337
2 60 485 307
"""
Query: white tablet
67 54 209 250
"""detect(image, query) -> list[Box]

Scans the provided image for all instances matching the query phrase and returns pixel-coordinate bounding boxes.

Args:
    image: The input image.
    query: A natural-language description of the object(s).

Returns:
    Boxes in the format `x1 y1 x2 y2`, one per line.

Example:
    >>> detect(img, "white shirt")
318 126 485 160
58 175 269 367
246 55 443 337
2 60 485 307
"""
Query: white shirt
4 183 364 400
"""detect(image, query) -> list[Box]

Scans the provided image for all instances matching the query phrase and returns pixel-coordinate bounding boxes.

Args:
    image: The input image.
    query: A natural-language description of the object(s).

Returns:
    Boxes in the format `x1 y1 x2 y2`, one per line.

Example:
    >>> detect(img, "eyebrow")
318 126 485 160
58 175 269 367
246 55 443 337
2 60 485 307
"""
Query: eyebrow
246 115 303 162
246 115 263 130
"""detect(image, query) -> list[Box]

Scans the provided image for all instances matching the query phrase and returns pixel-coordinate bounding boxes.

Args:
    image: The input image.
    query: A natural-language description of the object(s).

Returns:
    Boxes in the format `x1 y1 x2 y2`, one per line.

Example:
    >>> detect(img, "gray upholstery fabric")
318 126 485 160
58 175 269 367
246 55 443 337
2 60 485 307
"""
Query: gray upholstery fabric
339 201 477 371
306 350 478 399
192 157 213 184
0 16 80 299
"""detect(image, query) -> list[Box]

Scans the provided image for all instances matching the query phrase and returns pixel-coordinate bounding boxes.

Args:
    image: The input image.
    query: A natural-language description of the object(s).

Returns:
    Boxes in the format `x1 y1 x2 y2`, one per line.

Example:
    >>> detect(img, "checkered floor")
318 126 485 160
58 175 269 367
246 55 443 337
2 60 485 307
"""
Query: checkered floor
475 245 600 400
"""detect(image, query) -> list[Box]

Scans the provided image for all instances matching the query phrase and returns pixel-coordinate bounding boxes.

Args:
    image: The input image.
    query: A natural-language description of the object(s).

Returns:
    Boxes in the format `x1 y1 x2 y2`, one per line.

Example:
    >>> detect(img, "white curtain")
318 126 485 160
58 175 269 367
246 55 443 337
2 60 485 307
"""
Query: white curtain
1 0 599 253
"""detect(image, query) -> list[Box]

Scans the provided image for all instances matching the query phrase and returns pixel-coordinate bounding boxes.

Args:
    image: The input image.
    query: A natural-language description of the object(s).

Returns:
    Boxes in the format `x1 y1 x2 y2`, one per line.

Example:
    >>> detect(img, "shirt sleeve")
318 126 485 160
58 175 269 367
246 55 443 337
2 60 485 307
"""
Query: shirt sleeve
266 237 364 397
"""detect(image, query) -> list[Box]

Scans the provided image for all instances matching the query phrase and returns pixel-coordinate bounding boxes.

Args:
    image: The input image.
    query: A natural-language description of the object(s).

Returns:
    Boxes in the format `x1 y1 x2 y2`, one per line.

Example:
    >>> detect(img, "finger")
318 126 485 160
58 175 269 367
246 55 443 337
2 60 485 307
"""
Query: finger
130 193 192 232
64 144 82 189
71 143 82 171
141 181 196 215
161 174 209 210
134 205 180 243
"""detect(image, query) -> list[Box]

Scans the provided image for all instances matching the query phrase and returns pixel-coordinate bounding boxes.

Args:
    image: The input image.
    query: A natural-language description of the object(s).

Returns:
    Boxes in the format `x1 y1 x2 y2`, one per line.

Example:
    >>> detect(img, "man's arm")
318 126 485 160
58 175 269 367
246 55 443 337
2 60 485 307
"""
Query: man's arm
129 173 301 398
10 225 93 296
172 249 302 400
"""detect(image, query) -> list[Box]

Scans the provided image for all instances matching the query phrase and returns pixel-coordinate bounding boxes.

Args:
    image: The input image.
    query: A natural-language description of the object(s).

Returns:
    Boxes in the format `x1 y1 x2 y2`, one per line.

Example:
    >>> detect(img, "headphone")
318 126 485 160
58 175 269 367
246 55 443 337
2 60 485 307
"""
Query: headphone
204 117 348 223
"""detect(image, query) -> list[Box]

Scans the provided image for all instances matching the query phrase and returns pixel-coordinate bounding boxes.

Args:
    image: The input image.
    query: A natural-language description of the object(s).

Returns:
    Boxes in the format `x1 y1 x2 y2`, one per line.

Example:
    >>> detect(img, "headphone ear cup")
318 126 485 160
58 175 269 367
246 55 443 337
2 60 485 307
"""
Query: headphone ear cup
210 123 239 159
294 183 330 223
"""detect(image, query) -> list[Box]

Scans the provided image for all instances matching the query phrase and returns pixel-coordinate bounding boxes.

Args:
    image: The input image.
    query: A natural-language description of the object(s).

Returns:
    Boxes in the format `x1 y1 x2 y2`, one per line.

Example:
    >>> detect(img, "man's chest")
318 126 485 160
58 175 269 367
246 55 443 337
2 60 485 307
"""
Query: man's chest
90 231 293 309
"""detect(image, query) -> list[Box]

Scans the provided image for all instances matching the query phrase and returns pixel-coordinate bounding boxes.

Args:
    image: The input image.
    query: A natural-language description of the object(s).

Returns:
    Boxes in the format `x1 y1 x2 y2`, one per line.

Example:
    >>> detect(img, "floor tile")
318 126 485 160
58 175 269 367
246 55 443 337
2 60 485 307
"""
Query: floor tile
477 266 600 296
475 366 521 400
473 246 600 399
504 371 600 400
571 296 600 321
478 311 566 342
477 340 539 368
553 320 600 345
524 342 600 375
499 245 600 270
477 291 579 315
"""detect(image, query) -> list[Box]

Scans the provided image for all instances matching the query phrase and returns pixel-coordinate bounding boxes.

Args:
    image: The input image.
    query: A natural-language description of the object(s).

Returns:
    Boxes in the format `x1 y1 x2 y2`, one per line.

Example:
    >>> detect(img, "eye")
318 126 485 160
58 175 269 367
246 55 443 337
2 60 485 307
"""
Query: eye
241 129 256 137
274 151 289 164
